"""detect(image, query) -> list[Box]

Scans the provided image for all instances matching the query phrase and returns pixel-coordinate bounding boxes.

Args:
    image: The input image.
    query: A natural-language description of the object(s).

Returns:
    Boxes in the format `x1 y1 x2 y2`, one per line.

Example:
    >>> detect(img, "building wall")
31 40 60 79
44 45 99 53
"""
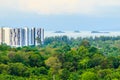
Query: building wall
31 27 36 46
36 28 41 46
10 28 21 47
31 27 44 46
0 28 3 44
24 27 29 46
3 28 11 45
41 28 44 44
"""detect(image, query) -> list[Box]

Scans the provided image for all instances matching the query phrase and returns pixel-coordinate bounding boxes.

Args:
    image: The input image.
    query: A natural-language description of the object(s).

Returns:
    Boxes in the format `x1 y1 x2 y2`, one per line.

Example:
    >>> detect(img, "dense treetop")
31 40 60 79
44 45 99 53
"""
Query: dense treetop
0 36 120 80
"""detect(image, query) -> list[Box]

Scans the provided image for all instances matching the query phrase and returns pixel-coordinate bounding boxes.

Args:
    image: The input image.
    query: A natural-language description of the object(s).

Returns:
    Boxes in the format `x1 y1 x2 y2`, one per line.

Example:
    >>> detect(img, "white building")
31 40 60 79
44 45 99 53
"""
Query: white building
23 27 29 46
41 28 44 44
0 27 44 47
0 28 3 44
0 28 11 45
31 27 36 46
31 27 44 46
10 28 22 47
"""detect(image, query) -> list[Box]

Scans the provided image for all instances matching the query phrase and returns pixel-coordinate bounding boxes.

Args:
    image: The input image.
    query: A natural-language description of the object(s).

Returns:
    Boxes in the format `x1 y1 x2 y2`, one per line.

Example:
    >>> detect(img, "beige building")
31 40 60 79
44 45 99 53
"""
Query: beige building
0 28 3 44
4 28 11 45
0 27 11 45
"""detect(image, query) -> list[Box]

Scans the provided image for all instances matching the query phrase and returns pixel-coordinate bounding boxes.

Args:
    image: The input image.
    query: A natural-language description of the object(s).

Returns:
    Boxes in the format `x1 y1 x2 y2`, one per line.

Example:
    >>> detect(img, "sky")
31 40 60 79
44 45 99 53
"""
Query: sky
0 0 120 31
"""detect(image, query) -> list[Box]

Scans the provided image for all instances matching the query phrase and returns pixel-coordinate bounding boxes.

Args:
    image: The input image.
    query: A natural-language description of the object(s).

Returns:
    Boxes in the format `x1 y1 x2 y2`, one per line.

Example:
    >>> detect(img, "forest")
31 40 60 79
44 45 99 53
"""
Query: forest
0 36 120 80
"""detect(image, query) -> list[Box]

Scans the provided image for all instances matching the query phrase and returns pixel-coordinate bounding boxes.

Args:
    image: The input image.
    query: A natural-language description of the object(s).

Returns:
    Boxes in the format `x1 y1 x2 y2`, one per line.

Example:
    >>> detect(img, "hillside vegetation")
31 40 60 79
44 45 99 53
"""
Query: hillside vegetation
0 36 120 80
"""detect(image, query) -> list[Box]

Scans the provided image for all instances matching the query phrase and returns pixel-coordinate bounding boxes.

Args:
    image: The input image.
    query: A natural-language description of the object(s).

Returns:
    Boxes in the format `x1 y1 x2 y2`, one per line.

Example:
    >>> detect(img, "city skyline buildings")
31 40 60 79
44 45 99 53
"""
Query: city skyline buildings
0 27 44 47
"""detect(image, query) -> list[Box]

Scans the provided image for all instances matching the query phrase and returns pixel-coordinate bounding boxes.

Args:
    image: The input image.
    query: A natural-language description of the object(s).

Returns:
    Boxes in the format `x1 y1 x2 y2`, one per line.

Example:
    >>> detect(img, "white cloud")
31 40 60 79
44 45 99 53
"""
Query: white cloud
0 0 120 15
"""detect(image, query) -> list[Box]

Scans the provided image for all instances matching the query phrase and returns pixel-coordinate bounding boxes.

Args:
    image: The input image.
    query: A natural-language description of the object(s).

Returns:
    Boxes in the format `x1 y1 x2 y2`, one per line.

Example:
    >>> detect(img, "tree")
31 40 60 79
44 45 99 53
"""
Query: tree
8 63 27 76
81 72 98 80
80 40 90 48
78 46 89 57
45 56 62 80
68 72 80 80
59 69 70 80
28 53 44 67
61 44 71 53
97 69 113 79
79 57 90 69
0 43 11 51
88 54 104 68
0 64 9 74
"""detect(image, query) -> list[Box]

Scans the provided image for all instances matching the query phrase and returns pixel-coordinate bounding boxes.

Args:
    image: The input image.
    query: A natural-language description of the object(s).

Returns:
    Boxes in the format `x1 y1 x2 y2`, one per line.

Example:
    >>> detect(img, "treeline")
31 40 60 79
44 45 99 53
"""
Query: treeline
44 36 120 56
0 36 120 79
44 36 120 47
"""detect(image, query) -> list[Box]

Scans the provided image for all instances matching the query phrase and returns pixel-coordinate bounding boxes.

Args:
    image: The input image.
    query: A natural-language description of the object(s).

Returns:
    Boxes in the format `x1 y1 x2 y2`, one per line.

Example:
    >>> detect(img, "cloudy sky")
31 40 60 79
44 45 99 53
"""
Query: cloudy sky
0 0 120 31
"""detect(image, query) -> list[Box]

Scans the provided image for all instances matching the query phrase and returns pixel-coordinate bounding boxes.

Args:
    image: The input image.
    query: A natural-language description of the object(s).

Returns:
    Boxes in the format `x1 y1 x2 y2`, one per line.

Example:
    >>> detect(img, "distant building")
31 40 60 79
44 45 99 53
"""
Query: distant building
1 28 11 45
0 28 3 44
10 28 20 47
0 27 44 47
41 28 44 44
24 27 29 46
31 27 44 46
31 27 36 46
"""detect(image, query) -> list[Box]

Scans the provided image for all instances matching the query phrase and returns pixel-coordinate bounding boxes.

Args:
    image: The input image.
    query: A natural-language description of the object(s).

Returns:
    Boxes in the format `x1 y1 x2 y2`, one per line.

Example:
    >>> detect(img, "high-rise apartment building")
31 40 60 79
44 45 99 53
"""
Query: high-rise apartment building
0 27 44 47
0 28 12 45
41 28 44 44
10 28 22 47
31 27 44 46
0 28 3 44
23 27 29 46
31 27 36 46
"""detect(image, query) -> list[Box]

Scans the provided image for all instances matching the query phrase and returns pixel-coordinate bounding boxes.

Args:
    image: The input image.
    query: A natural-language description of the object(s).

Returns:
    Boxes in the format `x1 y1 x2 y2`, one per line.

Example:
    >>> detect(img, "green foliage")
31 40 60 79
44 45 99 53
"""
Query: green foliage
0 36 120 79
68 72 80 80
45 56 62 75
28 53 44 67
0 43 11 51
59 68 70 80
0 64 9 74
81 71 98 80
8 63 27 76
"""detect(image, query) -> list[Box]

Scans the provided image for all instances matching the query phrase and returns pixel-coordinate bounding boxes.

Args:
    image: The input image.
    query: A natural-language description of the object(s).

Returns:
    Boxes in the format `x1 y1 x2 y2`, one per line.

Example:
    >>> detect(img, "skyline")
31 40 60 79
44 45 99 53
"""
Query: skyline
0 0 120 31
0 27 44 47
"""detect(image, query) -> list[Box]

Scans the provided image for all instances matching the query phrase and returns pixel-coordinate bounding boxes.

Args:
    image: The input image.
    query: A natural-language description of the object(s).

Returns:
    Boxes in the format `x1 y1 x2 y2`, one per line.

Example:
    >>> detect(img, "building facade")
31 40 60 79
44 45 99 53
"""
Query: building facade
0 28 11 45
0 27 44 47
10 28 22 47
0 28 3 44
31 28 44 46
